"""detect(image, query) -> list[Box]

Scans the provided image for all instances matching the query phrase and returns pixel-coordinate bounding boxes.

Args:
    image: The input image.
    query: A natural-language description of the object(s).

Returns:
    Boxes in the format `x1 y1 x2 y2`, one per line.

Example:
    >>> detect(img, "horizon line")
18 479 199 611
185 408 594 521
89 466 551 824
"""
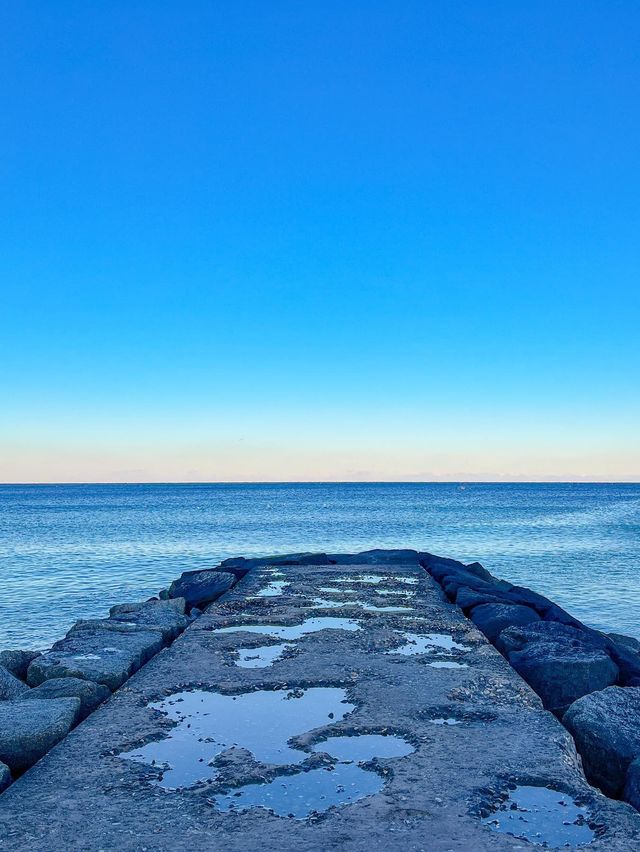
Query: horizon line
1 479 639 486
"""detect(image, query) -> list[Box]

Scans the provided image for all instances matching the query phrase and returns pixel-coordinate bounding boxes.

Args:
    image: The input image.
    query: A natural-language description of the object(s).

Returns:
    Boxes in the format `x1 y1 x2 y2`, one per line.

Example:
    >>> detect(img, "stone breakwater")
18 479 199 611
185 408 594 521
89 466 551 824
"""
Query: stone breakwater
0 549 639 851
421 551 640 813
0 565 244 789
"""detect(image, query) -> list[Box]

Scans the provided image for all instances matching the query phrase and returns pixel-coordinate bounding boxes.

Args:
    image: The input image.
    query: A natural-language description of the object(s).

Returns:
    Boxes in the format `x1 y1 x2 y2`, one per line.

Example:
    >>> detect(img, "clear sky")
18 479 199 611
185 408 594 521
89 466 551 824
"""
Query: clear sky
1 1 639 483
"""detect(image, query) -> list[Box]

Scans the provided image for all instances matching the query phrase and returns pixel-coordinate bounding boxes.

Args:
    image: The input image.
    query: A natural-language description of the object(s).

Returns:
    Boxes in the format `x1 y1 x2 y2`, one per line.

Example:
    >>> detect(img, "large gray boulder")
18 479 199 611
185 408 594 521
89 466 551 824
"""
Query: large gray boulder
564 687 640 797
168 569 235 609
0 665 29 700
509 643 618 715
20 677 110 721
470 603 540 643
495 620 607 657
0 650 41 681
108 598 189 643
0 761 10 792
27 623 163 691
0 698 80 774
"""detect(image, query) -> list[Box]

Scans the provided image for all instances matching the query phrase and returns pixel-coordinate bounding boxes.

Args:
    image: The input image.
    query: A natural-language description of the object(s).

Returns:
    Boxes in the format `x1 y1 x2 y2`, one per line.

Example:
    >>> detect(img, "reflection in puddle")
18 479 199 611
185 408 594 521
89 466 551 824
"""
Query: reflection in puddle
235 643 292 668
388 632 471 656
120 687 354 789
311 598 413 613
253 580 290 598
428 661 468 669
312 734 413 762
213 617 362 641
482 786 595 847
429 718 462 725
214 733 414 819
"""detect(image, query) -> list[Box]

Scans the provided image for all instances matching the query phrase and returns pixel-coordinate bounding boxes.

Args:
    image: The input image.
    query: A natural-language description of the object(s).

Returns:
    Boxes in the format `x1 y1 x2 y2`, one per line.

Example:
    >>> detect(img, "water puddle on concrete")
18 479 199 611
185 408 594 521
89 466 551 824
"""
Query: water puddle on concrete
428 661 468 669
213 616 362 642
214 733 414 819
235 643 291 668
429 718 462 725
483 785 595 847
253 580 290 598
387 632 471 656
311 598 413 613
120 687 354 789
331 574 420 586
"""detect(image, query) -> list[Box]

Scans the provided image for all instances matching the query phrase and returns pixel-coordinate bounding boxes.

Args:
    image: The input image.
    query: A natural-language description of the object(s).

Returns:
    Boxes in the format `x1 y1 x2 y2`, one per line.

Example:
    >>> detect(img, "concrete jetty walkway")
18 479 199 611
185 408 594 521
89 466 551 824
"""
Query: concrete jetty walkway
1 560 639 850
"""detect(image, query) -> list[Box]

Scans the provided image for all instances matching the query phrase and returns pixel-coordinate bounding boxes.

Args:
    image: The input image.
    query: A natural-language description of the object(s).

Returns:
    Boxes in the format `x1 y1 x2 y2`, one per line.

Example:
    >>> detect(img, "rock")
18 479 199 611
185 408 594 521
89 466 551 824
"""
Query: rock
421 554 495 585
0 761 10 792
470 603 541 643
454 586 509 613
27 624 163 691
329 549 419 565
0 665 29 700
509 642 618 716
158 588 170 600
168 570 236 609
564 687 640 797
108 598 189 643
20 677 110 720
608 633 640 655
0 649 41 681
495 621 608 658
0 698 80 774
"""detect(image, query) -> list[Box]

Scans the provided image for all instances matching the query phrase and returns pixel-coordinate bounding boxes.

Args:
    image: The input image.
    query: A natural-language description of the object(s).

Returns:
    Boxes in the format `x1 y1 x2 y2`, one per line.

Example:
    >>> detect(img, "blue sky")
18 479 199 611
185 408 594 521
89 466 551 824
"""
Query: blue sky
1 1 639 482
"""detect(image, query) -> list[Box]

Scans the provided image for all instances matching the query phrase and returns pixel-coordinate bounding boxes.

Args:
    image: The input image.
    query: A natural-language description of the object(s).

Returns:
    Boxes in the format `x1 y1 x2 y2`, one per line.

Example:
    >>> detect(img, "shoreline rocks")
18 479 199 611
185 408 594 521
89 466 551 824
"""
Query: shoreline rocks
421 550 640 813
564 687 640 798
0 698 80 774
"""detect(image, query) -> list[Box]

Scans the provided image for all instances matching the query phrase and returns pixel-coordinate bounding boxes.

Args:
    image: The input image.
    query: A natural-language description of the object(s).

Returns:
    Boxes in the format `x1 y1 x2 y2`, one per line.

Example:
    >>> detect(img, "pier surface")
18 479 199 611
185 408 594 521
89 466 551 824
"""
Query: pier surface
1 561 639 850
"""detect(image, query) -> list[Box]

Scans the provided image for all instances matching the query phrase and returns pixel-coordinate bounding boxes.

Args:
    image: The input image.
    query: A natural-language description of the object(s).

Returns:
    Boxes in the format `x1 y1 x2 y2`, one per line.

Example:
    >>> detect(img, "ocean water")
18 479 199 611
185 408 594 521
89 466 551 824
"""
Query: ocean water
0 483 638 649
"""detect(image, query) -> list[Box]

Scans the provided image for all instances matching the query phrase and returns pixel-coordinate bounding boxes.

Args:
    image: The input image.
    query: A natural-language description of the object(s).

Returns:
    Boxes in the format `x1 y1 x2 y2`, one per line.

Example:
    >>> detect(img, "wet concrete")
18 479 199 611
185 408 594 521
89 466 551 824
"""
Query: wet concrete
1 560 639 850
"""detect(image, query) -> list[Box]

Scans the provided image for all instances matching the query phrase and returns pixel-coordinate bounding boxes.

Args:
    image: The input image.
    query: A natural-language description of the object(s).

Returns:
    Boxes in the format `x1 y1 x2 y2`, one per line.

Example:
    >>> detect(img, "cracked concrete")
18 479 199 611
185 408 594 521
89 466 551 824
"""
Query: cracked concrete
1 561 639 850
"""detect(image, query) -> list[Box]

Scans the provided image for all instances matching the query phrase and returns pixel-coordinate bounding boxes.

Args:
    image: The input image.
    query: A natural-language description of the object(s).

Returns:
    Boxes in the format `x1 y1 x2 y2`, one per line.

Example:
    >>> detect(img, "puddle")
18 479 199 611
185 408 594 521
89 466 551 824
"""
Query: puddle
387 632 471 656
213 617 362 641
120 687 354 789
214 733 414 819
429 718 462 725
428 661 468 669
253 580 290 598
318 586 360 595
121 688 414 819
311 598 413 613
312 734 414 762
235 643 292 668
482 785 595 847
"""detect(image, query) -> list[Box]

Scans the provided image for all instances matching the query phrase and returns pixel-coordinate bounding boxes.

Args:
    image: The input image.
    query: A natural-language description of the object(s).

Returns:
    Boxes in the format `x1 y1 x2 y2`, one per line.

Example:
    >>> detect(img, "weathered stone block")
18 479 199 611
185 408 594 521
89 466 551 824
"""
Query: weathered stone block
0 649 41 681
0 698 80 774
27 624 163 691
168 570 235 609
470 603 540 643
509 643 618 716
0 665 30 700
108 598 189 643
564 686 640 797
20 677 111 720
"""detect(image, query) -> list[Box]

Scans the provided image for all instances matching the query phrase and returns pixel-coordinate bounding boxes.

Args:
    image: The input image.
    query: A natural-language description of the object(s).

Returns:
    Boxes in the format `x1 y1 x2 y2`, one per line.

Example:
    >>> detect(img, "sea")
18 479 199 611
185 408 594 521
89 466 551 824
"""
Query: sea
0 482 638 649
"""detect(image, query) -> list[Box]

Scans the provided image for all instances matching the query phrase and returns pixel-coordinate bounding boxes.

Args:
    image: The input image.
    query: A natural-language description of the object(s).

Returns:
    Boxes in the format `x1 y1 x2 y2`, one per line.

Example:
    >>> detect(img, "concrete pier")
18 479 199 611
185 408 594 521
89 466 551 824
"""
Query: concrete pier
1 559 639 850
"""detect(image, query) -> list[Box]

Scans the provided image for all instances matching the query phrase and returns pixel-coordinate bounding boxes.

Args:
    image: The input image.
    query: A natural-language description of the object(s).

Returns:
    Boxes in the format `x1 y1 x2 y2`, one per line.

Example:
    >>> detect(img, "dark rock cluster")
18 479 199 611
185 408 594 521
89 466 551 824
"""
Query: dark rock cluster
0 565 242 792
421 551 640 812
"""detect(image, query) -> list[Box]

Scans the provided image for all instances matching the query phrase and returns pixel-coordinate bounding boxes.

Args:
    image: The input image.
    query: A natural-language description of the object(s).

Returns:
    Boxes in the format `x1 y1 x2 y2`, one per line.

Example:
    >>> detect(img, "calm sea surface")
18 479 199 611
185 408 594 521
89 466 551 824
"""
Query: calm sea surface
0 483 638 648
